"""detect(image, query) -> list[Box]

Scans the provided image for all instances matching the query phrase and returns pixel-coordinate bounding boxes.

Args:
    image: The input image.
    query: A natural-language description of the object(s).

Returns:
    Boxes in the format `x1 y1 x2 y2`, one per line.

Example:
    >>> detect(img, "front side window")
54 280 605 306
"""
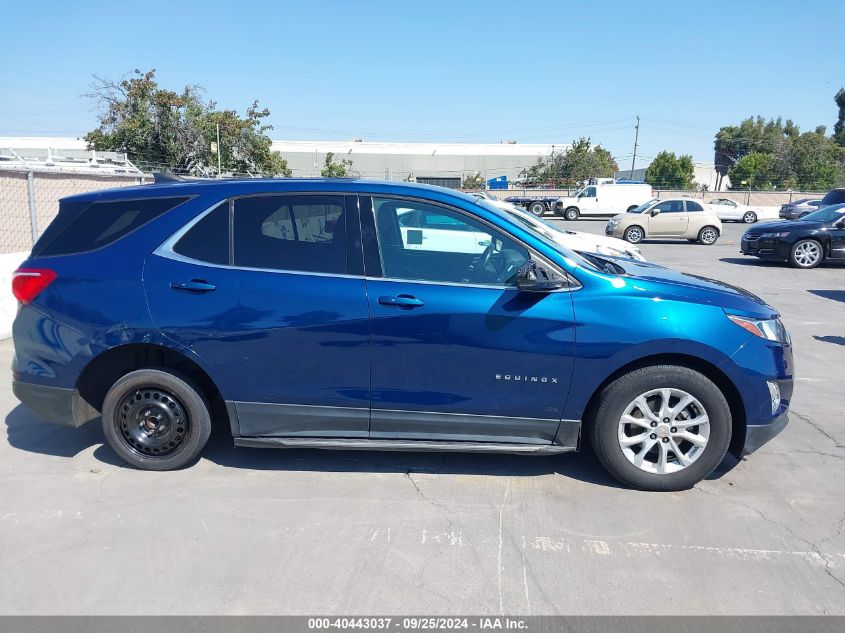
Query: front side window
654 200 684 213
580 187 597 198
233 195 347 274
373 198 529 286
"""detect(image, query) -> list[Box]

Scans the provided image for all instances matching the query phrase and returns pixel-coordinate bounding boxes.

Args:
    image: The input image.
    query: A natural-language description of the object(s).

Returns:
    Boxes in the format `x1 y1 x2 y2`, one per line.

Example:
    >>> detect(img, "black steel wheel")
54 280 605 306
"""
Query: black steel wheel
102 368 212 470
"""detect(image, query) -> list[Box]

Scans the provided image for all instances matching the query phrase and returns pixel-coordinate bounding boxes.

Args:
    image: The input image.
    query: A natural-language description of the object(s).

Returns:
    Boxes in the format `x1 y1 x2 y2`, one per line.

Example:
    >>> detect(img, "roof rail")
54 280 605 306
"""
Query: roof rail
153 172 188 184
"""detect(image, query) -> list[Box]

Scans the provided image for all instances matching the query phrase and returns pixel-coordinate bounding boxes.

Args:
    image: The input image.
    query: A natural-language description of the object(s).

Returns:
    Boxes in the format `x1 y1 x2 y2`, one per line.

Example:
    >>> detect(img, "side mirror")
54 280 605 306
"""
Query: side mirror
516 260 566 292
650 208 660 217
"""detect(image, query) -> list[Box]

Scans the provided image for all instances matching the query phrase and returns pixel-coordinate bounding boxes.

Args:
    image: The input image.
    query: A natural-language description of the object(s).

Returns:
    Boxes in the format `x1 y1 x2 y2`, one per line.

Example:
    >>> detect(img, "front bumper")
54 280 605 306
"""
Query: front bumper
740 236 791 260
742 410 789 455
12 380 99 428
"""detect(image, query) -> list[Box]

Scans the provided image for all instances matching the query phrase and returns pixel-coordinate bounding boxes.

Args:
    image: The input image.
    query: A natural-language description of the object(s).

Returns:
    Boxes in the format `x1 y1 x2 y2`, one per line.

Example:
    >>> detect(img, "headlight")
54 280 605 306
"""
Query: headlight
727 314 791 344
760 232 790 238
597 245 625 258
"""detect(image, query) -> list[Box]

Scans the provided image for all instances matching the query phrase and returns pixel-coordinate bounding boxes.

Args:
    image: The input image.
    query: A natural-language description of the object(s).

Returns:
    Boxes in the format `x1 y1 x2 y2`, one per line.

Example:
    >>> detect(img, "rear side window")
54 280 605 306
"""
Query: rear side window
173 203 230 265
233 195 348 274
686 201 704 212
32 196 189 257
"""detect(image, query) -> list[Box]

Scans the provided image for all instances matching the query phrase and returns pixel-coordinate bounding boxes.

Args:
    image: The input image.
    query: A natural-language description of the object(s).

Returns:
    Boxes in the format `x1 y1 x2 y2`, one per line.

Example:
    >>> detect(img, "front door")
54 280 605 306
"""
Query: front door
577 186 600 216
648 200 688 236
363 196 577 444
145 193 371 438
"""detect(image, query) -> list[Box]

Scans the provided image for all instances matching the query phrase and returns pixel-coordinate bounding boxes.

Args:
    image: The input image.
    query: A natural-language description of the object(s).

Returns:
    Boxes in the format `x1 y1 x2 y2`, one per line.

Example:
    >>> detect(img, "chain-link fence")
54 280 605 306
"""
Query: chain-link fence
0 169 149 255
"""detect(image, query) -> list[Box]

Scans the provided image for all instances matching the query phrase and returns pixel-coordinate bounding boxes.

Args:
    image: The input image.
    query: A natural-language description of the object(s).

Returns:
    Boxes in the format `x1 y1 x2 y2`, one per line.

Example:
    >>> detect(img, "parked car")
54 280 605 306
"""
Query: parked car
819 188 845 207
741 203 845 268
504 206 646 261
12 177 792 491
606 198 723 245
707 198 768 223
553 182 654 220
779 198 823 220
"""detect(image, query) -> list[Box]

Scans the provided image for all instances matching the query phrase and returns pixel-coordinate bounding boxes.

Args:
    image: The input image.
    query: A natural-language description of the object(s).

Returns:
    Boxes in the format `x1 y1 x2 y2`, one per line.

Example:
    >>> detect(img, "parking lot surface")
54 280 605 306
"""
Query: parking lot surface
1 219 843 615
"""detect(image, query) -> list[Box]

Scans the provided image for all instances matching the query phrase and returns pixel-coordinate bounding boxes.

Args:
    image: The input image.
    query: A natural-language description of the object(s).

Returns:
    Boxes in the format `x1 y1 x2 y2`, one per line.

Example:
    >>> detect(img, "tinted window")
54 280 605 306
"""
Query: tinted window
373 198 528 286
580 187 597 198
655 200 684 213
32 196 189 257
173 202 229 265
233 195 347 274
820 190 845 206
686 201 704 212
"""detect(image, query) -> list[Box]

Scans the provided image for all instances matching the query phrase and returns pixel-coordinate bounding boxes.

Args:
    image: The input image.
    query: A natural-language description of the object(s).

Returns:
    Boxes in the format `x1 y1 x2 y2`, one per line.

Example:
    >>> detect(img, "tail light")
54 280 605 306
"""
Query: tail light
12 269 57 305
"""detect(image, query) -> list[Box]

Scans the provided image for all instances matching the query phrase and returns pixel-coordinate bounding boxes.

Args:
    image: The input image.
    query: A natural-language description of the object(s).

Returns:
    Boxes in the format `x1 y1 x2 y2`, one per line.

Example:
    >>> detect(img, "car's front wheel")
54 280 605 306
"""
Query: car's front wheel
102 368 212 470
564 207 580 221
789 239 824 269
624 225 644 243
588 365 732 491
742 211 758 224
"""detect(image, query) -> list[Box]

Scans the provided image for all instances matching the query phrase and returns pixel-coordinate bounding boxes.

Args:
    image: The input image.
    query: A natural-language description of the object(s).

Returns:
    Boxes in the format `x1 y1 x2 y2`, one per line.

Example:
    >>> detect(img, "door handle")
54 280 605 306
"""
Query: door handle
378 294 425 308
171 279 217 292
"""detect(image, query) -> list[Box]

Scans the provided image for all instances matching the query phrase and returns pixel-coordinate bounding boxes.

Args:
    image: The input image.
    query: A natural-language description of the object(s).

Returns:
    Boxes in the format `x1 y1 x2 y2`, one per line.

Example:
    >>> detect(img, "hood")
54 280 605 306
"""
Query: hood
614 259 777 318
748 219 823 232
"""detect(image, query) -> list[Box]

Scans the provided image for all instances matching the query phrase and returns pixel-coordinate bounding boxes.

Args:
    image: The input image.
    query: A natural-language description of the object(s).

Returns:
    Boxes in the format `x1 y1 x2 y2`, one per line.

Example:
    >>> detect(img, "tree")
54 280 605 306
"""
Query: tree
320 152 355 177
461 172 484 189
644 151 696 189
520 137 618 187
713 117 796 189
728 152 777 190
834 88 845 147
85 69 290 177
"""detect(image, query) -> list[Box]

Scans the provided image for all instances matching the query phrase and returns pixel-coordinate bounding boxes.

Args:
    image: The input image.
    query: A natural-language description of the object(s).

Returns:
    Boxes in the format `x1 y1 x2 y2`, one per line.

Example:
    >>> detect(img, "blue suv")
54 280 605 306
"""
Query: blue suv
11 178 793 491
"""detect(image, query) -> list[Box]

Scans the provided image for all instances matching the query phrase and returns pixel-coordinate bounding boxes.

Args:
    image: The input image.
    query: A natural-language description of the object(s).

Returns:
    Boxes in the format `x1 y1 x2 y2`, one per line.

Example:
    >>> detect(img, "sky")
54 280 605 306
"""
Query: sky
1 0 843 167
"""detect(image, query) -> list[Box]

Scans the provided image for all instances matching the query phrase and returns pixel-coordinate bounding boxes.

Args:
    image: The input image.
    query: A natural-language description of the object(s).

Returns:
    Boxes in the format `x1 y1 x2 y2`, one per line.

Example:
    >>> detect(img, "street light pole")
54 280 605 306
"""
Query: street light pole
216 123 222 178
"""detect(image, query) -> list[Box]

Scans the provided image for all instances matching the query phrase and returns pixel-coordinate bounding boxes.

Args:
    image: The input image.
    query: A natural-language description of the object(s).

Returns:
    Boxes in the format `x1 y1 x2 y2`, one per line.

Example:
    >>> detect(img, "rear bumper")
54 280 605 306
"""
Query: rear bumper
742 410 789 455
12 380 99 428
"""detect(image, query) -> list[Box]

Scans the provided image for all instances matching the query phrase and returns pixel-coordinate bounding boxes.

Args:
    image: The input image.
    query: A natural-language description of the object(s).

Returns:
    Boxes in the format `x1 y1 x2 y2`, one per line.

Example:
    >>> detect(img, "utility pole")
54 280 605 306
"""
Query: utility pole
216 123 222 178
629 116 640 180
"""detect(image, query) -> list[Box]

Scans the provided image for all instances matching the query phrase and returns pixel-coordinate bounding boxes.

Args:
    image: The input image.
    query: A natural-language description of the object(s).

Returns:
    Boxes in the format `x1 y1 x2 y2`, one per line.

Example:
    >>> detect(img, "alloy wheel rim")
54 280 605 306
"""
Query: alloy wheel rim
702 229 717 243
116 387 189 457
628 228 642 241
744 212 756 223
794 242 820 266
617 388 710 475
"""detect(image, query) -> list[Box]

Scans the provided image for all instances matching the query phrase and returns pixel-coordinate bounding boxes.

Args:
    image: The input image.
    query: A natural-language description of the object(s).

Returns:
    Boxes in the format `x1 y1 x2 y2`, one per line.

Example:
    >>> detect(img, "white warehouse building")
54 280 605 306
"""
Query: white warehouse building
272 139 568 187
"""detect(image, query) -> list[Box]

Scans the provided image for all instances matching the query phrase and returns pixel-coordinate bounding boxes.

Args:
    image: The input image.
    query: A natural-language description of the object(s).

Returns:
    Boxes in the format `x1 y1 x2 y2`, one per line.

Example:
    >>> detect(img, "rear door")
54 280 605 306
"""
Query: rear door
362 195 577 444
648 200 688 236
145 193 371 438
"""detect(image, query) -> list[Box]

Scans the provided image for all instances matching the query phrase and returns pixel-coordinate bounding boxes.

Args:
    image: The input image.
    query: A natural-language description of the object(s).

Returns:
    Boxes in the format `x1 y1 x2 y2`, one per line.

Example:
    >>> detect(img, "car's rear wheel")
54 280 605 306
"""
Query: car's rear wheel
588 365 732 491
624 225 644 243
564 207 580 221
742 211 758 224
529 201 545 216
698 226 719 245
789 239 824 269
102 368 212 470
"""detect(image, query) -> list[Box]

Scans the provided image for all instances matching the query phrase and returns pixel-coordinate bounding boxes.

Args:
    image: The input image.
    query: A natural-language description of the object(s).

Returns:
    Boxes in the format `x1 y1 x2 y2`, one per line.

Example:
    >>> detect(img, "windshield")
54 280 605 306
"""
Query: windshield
629 199 658 214
799 204 845 223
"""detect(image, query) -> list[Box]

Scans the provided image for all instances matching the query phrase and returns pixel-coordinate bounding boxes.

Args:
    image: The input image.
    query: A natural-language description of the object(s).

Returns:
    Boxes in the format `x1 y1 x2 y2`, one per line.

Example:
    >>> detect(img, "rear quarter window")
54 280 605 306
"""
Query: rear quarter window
32 196 190 257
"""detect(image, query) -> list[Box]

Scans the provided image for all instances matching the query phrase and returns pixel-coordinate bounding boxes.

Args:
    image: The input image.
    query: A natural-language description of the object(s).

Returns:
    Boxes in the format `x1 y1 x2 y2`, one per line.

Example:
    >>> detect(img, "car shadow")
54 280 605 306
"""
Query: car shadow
814 335 845 347
719 257 783 267
808 289 845 303
5 403 737 488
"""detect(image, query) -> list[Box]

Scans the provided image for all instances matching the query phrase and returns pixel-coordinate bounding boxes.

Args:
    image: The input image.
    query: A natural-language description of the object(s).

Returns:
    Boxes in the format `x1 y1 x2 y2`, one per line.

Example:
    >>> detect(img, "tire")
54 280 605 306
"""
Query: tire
529 201 545 216
789 239 824 269
564 207 580 221
102 368 212 470
624 225 644 244
742 211 758 224
697 226 719 245
588 365 732 491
